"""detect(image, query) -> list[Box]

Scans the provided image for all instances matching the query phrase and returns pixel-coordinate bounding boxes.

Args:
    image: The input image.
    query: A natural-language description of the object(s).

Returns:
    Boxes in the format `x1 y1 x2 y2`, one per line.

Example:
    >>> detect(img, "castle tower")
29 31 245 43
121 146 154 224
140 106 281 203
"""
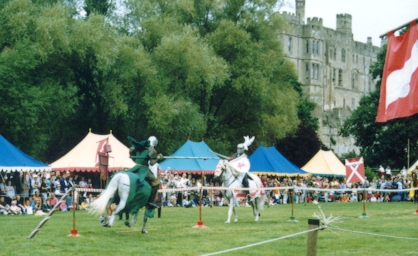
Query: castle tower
295 0 305 24
336 14 352 34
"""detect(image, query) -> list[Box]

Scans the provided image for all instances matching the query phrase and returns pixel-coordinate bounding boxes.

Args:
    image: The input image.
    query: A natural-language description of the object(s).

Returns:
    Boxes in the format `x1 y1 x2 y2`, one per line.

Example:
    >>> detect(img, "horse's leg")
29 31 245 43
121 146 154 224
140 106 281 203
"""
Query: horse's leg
108 189 130 227
232 198 238 222
126 213 138 227
101 200 114 227
142 212 149 234
253 198 259 222
225 197 234 224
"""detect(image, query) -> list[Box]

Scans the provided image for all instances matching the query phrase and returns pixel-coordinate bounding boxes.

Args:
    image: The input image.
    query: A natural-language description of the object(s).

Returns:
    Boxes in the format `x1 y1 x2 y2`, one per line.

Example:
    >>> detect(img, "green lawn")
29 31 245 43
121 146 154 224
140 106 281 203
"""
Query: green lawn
1 202 418 256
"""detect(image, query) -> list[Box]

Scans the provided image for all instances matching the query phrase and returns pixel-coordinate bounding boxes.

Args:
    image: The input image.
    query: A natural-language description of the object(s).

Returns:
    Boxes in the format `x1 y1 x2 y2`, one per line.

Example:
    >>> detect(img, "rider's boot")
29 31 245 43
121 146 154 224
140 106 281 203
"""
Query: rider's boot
147 185 160 209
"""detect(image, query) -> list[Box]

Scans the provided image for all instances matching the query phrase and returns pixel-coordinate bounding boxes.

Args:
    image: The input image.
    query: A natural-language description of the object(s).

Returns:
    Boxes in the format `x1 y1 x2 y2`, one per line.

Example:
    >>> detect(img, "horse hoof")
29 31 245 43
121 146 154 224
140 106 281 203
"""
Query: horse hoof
225 221 230 224
234 219 238 222
142 229 148 234
124 221 131 227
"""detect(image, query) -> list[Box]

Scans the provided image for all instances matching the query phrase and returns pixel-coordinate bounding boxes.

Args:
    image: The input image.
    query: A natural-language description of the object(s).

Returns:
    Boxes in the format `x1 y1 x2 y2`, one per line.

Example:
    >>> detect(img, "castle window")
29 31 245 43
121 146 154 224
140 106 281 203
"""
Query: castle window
311 63 315 79
329 49 333 60
351 98 355 109
343 98 346 108
306 63 309 79
332 68 336 84
306 40 309 54
333 48 337 60
338 69 343 86
341 49 346 62
312 40 315 55
316 41 319 55
288 37 292 52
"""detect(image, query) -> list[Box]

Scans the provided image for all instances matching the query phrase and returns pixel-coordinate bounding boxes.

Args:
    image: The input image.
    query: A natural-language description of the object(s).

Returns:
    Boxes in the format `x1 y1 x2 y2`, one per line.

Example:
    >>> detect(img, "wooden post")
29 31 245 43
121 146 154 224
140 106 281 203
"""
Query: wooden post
27 189 72 239
306 219 320 256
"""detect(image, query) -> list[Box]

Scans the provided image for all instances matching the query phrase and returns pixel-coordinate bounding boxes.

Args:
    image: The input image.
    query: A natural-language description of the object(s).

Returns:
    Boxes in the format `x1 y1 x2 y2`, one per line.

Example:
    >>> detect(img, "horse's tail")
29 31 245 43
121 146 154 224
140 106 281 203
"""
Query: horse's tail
88 173 121 216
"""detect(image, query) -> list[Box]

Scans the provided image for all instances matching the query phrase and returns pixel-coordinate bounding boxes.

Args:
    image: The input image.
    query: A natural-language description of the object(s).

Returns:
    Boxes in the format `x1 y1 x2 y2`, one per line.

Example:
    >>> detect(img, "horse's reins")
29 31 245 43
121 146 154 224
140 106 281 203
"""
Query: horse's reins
219 167 239 188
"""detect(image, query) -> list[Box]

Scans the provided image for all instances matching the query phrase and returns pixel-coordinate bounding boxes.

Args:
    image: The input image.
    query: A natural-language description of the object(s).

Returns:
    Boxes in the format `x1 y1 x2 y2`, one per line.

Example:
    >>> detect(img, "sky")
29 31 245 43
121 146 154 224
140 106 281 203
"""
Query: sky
280 0 418 47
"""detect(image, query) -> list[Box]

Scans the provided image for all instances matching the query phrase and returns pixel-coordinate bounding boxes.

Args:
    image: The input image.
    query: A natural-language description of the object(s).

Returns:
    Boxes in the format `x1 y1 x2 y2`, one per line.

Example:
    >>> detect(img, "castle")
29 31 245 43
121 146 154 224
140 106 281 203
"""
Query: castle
279 0 380 155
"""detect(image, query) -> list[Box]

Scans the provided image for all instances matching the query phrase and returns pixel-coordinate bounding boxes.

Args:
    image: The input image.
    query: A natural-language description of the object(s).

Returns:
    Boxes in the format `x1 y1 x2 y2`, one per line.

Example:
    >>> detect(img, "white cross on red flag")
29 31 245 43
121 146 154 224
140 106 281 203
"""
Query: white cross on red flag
376 20 418 122
345 157 365 183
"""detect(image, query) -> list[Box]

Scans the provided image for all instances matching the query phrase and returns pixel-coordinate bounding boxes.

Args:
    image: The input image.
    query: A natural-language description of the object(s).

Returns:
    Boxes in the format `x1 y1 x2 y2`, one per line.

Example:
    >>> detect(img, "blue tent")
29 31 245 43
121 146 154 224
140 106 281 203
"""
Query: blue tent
0 134 51 173
159 139 221 174
249 145 308 177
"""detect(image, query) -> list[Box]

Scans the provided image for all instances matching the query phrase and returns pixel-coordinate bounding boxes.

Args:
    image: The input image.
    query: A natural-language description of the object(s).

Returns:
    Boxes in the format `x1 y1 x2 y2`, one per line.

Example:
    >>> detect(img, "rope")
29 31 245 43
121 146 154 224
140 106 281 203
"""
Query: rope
75 186 418 194
201 226 323 256
328 226 418 241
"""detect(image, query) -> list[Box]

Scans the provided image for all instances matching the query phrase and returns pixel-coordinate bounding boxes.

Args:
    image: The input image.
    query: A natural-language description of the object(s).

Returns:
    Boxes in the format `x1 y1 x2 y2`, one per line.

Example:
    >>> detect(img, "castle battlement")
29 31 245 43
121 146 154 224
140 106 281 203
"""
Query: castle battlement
307 17 323 26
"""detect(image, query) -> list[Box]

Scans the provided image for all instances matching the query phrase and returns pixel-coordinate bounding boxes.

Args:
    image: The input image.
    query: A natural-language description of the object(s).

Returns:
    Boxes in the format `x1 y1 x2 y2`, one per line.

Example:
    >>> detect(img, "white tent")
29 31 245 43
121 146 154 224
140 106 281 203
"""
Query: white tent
50 131 135 172
301 150 346 177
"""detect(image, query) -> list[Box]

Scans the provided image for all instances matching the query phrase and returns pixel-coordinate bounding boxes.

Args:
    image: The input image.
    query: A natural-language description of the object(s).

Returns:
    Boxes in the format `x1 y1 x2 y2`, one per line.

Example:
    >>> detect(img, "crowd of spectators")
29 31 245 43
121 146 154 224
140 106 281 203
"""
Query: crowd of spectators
0 171 99 215
1 167 417 216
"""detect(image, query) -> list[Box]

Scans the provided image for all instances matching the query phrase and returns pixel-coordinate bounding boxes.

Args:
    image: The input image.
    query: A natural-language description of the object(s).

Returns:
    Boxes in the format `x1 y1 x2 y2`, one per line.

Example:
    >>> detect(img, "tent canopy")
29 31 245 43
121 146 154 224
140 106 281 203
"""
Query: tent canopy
0 134 51 173
407 160 418 174
50 131 135 172
301 150 346 177
249 146 309 177
159 139 221 174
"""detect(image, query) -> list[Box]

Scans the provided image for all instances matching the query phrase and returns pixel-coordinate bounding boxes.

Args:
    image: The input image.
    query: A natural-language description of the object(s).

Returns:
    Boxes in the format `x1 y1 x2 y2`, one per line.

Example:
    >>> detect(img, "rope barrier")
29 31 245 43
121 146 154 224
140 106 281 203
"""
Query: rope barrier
201 226 324 256
75 186 418 194
328 226 418 241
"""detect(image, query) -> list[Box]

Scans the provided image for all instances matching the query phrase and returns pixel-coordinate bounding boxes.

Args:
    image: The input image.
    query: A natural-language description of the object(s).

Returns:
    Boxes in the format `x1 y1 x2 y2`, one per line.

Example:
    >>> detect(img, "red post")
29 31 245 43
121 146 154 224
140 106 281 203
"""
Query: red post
193 186 208 228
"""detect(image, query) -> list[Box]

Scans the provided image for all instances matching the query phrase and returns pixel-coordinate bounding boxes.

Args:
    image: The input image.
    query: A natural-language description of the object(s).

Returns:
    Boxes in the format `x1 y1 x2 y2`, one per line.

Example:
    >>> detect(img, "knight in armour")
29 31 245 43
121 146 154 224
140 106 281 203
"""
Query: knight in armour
127 135 162 209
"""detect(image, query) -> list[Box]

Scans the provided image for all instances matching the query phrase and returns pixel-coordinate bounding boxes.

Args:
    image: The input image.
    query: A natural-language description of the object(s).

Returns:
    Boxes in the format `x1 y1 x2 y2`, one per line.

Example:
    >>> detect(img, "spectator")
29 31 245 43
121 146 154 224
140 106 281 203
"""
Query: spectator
59 201 68 212
86 194 95 209
0 196 11 215
385 166 392 180
0 179 6 196
32 174 41 196
33 191 43 212
379 165 385 179
15 194 27 214
9 200 22 215
5 180 15 205
50 193 59 209
400 166 407 179
182 197 196 208
40 177 49 205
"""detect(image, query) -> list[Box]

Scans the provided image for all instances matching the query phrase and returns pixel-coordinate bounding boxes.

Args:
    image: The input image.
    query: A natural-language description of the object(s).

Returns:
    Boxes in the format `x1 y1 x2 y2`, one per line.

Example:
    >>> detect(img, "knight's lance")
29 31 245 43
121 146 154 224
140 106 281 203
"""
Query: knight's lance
130 156 219 160
207 150 230 160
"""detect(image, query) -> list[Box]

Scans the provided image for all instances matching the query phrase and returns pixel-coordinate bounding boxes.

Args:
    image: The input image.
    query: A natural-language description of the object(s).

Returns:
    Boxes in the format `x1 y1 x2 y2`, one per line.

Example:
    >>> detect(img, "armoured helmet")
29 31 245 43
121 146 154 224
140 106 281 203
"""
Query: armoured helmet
148 136 158 147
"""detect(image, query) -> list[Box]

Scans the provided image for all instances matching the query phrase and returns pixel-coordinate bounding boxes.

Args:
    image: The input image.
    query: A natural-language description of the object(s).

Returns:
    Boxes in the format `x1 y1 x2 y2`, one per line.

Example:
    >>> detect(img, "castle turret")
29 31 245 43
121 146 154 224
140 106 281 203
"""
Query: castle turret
336 14 352 34
295 0 305 24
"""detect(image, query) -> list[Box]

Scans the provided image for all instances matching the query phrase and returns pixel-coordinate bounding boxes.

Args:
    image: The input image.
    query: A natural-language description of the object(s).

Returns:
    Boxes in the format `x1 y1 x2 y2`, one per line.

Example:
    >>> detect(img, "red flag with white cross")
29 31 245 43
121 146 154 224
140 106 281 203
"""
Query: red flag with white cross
345 157 365 183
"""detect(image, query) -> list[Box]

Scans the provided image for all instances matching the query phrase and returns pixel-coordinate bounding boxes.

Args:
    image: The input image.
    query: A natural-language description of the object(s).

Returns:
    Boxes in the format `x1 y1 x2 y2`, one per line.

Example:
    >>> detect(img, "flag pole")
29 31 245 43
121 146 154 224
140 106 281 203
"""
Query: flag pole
379 18 418 38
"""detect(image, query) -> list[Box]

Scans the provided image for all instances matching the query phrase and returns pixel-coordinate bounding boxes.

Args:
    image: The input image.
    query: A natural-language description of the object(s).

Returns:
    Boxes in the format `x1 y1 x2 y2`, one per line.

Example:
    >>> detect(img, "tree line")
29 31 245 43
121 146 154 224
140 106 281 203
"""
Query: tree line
0 0 322 166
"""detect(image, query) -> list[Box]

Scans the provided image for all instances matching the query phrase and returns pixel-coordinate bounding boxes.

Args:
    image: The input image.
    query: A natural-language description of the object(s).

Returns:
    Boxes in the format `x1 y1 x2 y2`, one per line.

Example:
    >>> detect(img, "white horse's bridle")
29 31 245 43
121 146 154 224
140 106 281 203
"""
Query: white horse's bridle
218 165 239 188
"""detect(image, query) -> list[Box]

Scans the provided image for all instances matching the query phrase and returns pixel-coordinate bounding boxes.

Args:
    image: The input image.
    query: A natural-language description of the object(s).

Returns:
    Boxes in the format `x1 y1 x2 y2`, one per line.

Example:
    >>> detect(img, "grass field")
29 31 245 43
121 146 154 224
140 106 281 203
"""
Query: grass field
1 202 418 256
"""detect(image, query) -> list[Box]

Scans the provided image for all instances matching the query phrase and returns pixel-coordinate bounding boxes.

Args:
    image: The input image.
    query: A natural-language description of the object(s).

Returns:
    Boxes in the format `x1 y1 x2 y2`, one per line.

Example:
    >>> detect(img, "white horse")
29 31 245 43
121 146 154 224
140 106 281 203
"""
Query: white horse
88 172 152 233
214 159 266 223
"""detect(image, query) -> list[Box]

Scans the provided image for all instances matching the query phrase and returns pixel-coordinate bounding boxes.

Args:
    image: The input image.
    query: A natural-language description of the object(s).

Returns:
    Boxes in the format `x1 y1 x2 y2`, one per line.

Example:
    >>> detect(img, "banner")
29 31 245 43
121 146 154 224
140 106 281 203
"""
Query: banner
345 157 365 183
376 20 418 122
95 138 108 167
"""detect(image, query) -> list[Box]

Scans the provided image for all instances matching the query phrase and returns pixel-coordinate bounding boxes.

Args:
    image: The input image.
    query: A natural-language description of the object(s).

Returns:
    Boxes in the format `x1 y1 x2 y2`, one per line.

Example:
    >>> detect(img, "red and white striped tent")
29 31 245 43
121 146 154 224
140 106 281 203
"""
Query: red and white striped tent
50 131 135 173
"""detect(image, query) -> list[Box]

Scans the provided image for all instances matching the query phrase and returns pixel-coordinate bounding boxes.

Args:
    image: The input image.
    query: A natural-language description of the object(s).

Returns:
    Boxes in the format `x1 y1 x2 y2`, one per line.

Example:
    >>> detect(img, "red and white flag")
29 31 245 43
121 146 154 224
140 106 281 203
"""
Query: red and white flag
376 20 418 122
345 157 365 183
95 137 108 166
